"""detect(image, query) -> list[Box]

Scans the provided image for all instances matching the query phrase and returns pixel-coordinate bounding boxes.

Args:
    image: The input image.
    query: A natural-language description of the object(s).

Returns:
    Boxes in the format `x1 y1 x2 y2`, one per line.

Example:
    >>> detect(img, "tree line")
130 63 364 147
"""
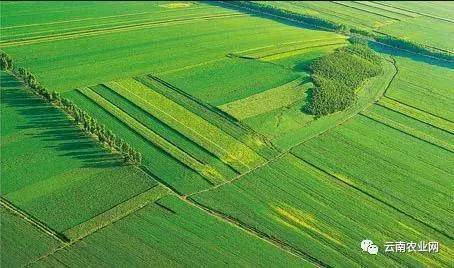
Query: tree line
306 44 383 116
1 51 142 165
224 1 453 61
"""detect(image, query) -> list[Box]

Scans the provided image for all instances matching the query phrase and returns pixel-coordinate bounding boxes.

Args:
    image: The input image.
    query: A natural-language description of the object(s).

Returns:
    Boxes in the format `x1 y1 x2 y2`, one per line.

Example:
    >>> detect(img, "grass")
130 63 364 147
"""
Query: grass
219 77 311 120
63 184 171 241
136 75 281 160
362 104 453 151
106 78 266 173
191 154 453 267
77 86 225 185
34 196 311 267
0 206 61 267
378 97 454 133
1 72 157 233
384 56 454 121
160 57 300 106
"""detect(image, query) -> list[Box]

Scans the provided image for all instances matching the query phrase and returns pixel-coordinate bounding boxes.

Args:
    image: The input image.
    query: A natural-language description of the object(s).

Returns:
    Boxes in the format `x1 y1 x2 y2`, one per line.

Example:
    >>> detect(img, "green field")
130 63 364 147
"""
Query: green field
259 1 454 52
1 1 453 267
33 196 310 267
1 72 158 233
191 154 453 267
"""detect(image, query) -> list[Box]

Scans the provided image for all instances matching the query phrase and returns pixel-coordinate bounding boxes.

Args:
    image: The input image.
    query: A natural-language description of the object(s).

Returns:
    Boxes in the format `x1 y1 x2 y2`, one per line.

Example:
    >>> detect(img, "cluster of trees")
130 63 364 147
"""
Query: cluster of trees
227 1 453 61
1 51 142 165
306 45 383 116
1 52 13 71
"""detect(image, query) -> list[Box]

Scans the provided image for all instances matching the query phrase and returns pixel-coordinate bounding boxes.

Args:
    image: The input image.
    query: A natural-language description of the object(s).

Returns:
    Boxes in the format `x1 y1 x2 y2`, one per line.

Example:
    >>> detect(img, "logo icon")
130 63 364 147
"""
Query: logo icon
361 239 379 255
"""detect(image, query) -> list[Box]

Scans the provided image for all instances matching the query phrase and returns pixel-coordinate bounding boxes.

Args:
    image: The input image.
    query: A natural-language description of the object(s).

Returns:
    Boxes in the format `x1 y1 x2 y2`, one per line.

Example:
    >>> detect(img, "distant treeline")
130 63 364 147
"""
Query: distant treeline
223 1 454 61
306 45 383 116
1 51 142 165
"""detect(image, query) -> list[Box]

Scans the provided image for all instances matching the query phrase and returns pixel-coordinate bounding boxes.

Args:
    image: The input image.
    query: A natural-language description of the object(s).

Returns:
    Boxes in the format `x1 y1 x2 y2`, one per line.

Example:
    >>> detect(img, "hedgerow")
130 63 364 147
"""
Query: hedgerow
306 44 383 116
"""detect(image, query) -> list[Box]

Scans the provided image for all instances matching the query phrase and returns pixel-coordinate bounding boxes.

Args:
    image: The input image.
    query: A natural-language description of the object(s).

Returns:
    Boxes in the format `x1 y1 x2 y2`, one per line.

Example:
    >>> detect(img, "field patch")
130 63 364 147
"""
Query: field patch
191 154 453 267
34 196 309 267
219 77 311 120
64 88 213 194
292 115 454 236
0 72 157 234
0 205 61 267
160 2 193 9
105 78 266 173
383 56 454 121
160 57 300 106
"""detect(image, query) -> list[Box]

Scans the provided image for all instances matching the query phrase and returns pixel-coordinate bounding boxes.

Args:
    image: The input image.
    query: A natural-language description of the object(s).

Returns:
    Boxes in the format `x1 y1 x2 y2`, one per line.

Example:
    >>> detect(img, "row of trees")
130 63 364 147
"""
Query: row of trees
227 1 453 61
306 45 383 116
1 52 142 165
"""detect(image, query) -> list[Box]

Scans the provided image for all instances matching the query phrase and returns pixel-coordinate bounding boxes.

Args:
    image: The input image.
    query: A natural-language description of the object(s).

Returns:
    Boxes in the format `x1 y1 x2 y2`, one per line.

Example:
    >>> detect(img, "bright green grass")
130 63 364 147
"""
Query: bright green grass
91 84 237 181
0 206 61 267
160 57 300 106
108 78 266 173
192 154 453 267
384 56 454 121
219 77 310 120
378 97 454 133
263 1 453 51
266 1 397 29
363 104 454 151
378 1 454 21
136 75 281 159
292 115 454 236
33 196 311 267
77 86 225 185
269 43 346 71
0 72 157 233
2 3 339 93
0 4 226 42
63 88 213 194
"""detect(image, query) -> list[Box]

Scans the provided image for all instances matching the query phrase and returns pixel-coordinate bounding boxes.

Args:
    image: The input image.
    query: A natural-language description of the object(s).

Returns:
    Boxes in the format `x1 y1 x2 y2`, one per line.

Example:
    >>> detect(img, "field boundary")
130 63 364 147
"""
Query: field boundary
0 197 69 244
331 1 402 21
184 197 330 267
143 75 282 159
377 97 454 134
63 184 171 241
0 12 246 48
290 153 454 241
76 87 225 185
359 112 454 152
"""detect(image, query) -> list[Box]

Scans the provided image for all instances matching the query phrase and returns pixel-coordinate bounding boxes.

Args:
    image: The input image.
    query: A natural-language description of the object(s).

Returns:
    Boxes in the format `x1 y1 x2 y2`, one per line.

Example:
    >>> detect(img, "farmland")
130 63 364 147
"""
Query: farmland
1 1 453 267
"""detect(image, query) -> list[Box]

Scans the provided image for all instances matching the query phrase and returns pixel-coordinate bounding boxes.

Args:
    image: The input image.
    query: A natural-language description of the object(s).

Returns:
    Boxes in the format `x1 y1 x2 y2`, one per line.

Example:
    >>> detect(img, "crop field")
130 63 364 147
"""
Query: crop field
261 1 454 52
1 72 159 233
0 206 61 267
1 1 453 267
33 196 308 267
191 154 453 267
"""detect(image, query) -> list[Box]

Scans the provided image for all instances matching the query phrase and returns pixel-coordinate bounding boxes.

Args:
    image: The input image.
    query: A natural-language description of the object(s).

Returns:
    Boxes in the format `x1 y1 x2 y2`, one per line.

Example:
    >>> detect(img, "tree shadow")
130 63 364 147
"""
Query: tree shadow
208 2 453 70
1 73 122 169
370 41 454 69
